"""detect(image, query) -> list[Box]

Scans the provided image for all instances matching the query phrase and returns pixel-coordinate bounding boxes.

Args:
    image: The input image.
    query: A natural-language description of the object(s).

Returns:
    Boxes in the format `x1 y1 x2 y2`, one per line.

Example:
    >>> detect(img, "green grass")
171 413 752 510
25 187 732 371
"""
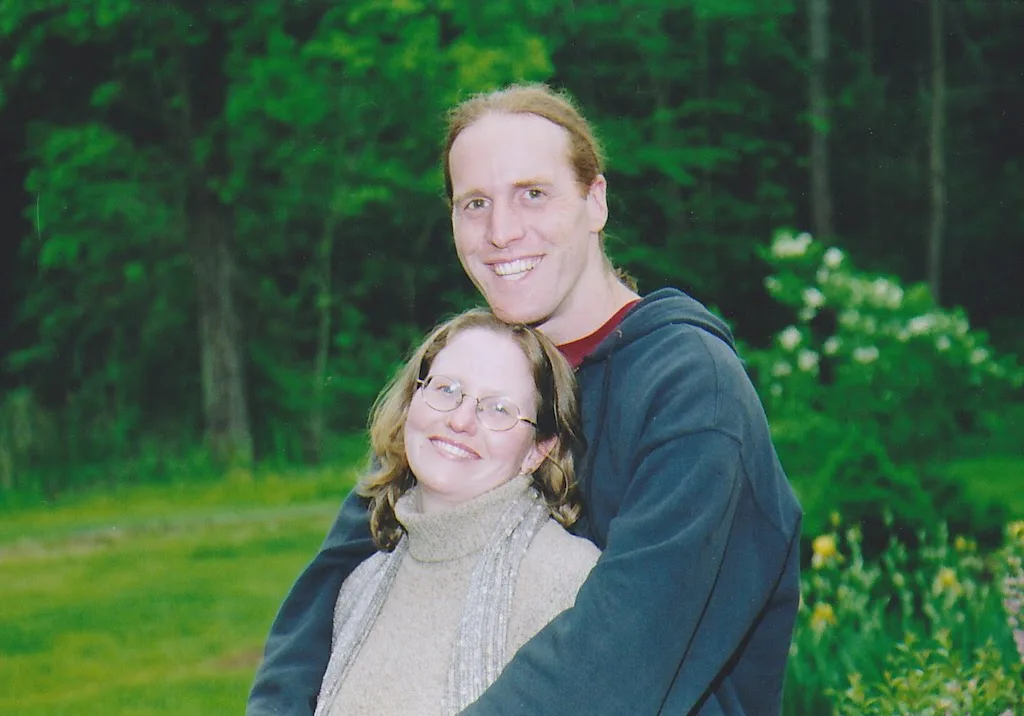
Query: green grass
0 464 359 716
1 448 1021 715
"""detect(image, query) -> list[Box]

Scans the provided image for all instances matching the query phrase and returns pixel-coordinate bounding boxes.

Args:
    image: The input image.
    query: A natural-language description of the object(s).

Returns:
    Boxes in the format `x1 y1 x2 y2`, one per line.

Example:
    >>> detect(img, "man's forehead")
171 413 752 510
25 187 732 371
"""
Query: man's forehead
449 113 573 188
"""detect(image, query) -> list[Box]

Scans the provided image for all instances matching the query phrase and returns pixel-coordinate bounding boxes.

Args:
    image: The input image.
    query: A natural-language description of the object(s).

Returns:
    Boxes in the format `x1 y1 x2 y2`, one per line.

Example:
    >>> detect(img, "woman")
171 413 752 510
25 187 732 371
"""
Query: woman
314 309 599 716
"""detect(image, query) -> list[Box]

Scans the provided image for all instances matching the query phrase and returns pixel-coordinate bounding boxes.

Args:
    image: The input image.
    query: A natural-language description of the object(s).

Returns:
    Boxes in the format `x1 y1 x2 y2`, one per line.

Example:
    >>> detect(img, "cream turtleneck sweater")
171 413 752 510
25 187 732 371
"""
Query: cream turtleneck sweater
322 475 600 716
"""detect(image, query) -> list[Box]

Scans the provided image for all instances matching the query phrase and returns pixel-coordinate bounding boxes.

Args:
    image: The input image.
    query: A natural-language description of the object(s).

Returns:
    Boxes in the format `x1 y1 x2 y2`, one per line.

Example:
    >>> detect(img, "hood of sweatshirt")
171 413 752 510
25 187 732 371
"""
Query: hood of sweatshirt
583 287 736 367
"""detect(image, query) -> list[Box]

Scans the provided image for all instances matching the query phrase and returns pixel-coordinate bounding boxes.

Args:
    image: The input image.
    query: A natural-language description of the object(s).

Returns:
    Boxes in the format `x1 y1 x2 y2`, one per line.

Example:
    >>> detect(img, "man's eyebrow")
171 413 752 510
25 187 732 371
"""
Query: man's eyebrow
512 178 553 189
452 188 485 207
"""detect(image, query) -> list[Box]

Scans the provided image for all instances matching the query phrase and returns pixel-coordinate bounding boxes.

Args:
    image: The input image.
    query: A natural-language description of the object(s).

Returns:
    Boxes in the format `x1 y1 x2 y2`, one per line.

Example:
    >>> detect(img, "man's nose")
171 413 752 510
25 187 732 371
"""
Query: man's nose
446 399 479 435
488 201 525 248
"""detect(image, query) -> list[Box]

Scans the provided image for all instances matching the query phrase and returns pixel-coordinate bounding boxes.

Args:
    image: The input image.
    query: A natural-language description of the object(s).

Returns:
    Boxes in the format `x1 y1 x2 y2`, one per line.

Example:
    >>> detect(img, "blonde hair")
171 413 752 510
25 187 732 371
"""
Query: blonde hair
359 308 585 550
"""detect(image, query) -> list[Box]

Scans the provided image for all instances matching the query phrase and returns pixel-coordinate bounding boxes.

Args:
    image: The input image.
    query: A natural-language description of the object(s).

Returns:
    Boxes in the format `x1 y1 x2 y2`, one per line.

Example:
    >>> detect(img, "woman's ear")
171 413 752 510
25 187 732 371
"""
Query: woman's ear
521 436 558 475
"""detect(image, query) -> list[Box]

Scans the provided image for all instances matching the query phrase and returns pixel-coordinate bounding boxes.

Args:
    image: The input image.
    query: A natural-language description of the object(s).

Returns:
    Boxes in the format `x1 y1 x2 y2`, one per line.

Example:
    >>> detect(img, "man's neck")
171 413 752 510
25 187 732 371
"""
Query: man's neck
540 276 640 345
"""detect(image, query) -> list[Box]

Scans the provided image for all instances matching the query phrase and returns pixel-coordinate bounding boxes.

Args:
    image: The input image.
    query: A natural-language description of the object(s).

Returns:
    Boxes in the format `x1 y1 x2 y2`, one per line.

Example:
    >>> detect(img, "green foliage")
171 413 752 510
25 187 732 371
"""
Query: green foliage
1 0 1022 496
834 631 1022 715
0 0 560 485
551 0 801 307
750 231 1024 538
787 518 1024 715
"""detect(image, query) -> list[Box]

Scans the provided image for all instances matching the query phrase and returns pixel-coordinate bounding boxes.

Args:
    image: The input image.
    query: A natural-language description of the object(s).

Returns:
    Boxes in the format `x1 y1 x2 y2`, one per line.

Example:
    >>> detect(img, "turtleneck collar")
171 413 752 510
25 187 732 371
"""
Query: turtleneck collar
395 474 535 563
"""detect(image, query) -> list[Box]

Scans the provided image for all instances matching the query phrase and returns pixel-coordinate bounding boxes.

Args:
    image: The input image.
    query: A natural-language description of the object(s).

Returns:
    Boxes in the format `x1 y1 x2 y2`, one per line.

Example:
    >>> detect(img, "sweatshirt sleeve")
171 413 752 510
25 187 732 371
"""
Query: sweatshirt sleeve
247 489 377 716
460 330 799 715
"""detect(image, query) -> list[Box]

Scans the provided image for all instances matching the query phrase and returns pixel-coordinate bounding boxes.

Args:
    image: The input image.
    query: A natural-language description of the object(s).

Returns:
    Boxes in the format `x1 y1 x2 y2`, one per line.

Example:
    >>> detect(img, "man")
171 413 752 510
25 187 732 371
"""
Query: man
248 84 802 715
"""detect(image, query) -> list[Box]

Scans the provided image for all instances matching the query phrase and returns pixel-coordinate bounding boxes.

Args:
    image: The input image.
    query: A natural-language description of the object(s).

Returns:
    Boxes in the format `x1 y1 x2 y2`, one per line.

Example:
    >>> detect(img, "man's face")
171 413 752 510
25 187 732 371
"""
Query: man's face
448 113 608 344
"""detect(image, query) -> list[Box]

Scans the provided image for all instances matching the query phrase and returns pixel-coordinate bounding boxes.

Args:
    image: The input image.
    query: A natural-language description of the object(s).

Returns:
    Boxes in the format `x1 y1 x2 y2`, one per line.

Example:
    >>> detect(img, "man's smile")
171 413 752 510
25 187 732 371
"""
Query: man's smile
491 256 541 280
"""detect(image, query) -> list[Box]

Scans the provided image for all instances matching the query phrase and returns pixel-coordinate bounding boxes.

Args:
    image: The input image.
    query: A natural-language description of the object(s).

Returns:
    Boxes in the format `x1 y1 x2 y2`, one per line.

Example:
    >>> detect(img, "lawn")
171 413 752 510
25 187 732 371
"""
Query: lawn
2 451 1020 715
0 466 359 716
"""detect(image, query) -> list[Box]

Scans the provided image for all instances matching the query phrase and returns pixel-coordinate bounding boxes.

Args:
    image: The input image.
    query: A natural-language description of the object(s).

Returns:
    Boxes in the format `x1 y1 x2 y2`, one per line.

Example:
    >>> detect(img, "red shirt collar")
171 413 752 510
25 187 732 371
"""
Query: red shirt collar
557 300 641 369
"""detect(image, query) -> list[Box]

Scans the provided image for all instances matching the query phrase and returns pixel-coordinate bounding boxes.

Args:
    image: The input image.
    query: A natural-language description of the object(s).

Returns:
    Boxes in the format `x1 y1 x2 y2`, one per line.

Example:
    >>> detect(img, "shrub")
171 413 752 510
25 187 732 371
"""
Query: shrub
825 521 1024 714
751 230 1024 539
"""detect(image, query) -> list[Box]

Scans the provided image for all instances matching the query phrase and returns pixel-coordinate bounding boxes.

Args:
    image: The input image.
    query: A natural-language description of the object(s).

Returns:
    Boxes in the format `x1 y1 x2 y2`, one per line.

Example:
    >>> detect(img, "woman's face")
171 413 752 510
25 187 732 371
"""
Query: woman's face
404 327 551 512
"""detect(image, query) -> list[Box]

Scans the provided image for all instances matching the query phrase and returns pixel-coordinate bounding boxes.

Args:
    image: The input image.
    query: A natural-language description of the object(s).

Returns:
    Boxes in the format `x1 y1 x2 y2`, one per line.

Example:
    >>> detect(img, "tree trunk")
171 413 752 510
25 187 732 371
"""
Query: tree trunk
189 187 252 465
809 0 835 239
309 213 337 462
860 0 877 245
928 0 946 302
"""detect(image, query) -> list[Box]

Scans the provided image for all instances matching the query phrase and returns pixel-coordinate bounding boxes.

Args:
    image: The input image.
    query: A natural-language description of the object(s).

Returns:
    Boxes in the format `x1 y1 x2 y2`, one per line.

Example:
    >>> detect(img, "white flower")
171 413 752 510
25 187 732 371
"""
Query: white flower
848 284 866 307
771 360 793 377
823 247 844 269
815 268 830 285
771 231 813 258
887 285 904 308
936 335 951 351
870 278 903 309
970 347 989 365
852 346 879 364
823 336 841 355
862 316 878 335
764 276 781 294
770 383 783 398
798 350 820 374
803 287 826 309
839 310 860 328
778 326 802 351
908 315 935 335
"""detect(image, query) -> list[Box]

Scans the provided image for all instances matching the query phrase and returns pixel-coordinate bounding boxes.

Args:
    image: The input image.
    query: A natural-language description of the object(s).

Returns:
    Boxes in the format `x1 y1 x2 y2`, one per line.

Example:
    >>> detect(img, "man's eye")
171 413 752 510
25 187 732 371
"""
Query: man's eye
525 189 544 201
465 198 487 211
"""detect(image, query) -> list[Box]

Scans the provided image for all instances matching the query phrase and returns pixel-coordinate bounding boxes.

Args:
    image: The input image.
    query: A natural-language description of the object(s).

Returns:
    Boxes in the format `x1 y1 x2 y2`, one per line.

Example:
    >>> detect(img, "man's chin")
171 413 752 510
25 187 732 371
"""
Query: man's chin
490 301 550 328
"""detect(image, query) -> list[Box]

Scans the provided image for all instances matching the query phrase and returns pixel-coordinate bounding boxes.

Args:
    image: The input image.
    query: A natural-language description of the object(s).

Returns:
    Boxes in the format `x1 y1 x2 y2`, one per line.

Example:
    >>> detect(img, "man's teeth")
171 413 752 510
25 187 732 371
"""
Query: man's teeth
493 258 538 278
434 440 475 459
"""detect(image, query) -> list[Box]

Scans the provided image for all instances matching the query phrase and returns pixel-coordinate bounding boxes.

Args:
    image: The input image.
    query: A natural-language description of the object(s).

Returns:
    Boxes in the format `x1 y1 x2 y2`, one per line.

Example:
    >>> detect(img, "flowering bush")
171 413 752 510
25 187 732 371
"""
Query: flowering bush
786 519 1024 714
751 230 1023 537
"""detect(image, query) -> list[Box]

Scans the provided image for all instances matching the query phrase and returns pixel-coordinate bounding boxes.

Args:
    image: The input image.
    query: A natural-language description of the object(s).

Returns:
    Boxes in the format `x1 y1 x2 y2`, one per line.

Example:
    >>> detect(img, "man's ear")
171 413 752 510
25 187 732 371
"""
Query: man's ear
586 174 609 234
522 436 558 475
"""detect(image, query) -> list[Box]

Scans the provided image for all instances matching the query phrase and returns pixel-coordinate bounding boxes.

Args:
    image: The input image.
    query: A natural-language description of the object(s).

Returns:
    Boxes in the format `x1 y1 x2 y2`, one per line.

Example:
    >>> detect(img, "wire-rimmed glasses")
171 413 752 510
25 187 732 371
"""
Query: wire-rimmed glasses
415 375 537 432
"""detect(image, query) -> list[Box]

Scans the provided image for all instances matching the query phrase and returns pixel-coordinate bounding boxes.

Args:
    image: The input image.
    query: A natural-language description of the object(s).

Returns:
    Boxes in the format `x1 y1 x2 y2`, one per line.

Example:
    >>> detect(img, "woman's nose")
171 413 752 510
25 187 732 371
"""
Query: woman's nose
445 398 479 434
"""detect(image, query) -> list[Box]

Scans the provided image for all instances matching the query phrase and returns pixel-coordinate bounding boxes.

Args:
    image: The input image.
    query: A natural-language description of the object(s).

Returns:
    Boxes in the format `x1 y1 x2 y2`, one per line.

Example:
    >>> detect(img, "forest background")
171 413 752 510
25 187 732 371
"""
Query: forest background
0 1 1022 714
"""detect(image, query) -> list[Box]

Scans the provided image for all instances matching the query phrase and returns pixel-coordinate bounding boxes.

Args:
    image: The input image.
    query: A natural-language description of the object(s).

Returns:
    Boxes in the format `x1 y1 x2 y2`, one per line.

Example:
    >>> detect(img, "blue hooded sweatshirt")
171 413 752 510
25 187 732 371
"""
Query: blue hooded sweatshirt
248 288 802 715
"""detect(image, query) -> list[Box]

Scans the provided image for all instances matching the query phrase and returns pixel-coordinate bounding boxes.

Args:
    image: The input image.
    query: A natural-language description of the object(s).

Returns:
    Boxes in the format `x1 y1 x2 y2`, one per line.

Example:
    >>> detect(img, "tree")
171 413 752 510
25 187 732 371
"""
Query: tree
2 1 262 464
927 0 946 301
808 0 834 239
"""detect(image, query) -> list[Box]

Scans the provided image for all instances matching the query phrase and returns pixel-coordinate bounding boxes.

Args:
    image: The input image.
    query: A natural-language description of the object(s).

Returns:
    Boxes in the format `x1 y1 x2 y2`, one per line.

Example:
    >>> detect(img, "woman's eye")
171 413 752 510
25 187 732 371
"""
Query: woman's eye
489 400 514 416
465 198 487 211
525 188 544 201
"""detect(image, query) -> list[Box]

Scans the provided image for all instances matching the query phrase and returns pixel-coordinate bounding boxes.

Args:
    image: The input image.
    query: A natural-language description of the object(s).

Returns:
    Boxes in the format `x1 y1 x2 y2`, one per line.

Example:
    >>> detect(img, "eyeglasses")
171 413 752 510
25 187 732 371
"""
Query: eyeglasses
415 375 537 432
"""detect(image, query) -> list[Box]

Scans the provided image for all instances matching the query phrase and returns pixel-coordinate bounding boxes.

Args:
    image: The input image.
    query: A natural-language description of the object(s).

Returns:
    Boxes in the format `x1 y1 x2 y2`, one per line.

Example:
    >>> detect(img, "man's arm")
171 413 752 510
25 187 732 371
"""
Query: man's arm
461 330 801 715
461 430 756 714
247 489 377 716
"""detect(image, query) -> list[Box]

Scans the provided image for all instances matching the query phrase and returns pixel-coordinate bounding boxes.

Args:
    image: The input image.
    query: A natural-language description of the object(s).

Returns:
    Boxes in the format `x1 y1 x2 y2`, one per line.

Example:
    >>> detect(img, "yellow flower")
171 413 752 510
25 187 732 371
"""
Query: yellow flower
1008 520 1024 542
829 511 841 528
810 602 837 634
932 566 961 598
811 533 840 569
954 535 968 552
